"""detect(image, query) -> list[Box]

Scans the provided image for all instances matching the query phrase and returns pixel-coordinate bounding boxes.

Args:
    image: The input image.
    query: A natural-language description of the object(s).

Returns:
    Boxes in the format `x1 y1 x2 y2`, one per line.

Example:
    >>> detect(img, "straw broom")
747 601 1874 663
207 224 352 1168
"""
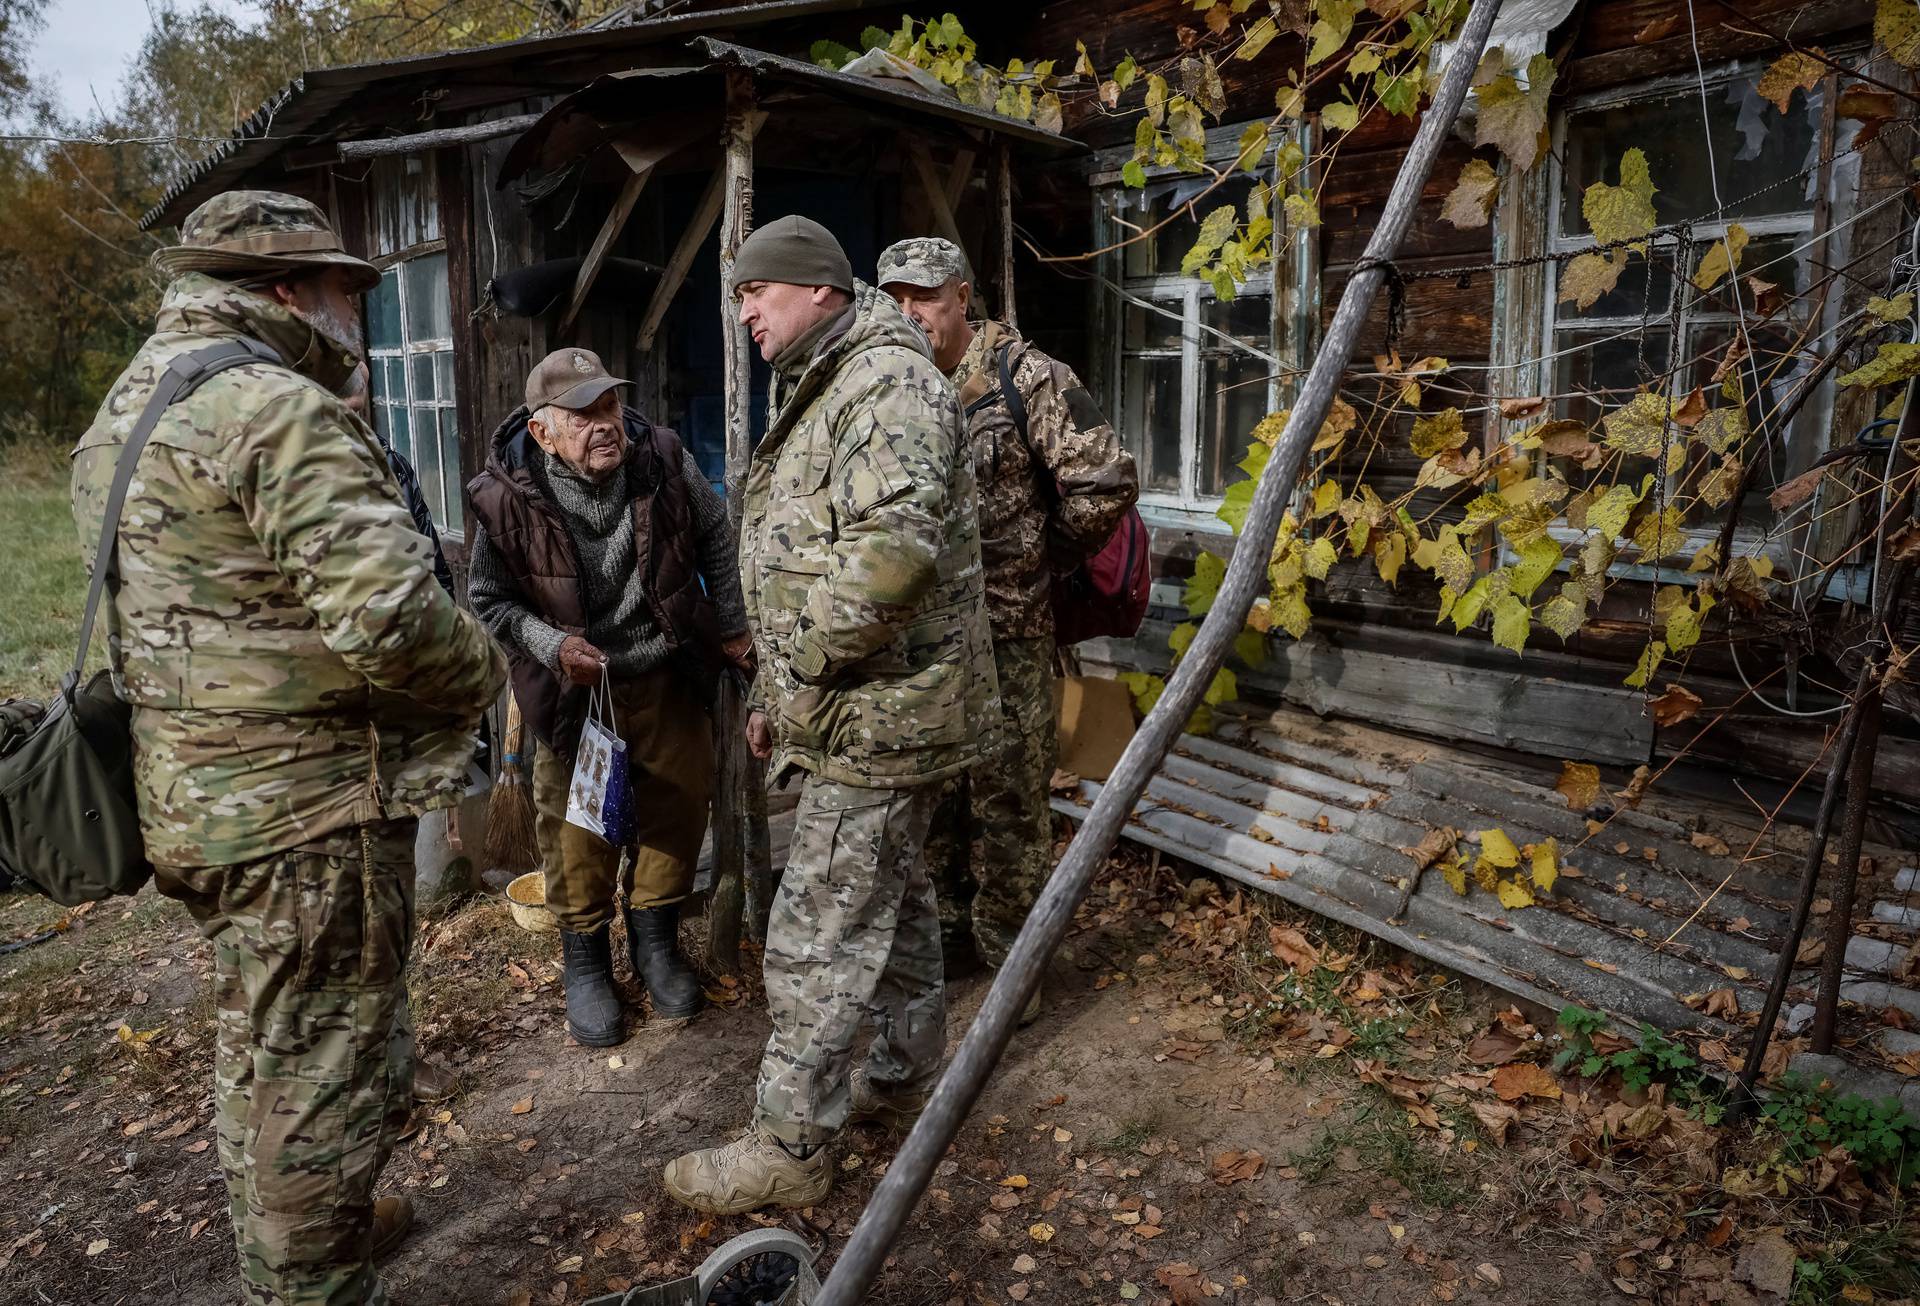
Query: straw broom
484 695 538 874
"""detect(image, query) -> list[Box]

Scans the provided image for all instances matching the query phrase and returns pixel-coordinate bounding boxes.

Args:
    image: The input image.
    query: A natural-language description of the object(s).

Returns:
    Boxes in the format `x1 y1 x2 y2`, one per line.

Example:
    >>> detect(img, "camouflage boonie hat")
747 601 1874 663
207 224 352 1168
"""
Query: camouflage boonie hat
154 190 381 293
876 237 973 290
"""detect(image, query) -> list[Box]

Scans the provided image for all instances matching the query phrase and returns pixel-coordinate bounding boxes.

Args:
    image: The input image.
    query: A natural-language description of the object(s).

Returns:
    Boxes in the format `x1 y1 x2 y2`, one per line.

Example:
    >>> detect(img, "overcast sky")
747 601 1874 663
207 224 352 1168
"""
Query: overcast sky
27 0 250 123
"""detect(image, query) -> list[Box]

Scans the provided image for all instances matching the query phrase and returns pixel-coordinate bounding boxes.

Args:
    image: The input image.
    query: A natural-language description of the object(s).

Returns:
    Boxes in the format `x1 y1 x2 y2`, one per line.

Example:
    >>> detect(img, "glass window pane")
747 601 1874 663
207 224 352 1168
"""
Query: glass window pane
439 411 464 533
366 268 403 350
1199 360 1270 498
410 407 442 524
384 401 410 461
1203 292 1271 347
403 252 451 340
1692 234 1811 322
1121 355 1184 494
1552 328 1672 489
410 352 436 402
1560 78 1823 234
1556 248 1675 321
1124 300 1185 352
433 350 456 403
1115 175 1261 279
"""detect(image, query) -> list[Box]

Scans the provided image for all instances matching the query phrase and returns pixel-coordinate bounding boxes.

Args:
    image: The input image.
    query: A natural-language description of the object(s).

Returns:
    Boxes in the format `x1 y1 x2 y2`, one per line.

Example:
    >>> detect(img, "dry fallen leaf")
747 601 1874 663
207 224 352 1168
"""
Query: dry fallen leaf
1210 1149 1266 1184
1028 1222 1056 1243
1648 684 1704 728
85 1239 109 1257
1491 1062 1563 1102
1000 1174 1030 1188
1052 1127 1073 1144
1012 1253 1037 1274
510 1096 534 1116
1556 761 1602 811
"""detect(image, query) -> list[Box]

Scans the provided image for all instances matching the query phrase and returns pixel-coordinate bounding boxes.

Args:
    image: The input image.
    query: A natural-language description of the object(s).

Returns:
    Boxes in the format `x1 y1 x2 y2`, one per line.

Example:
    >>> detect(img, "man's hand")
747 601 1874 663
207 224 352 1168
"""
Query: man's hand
721 632 756 673
558 635 608 686
745 710 772 761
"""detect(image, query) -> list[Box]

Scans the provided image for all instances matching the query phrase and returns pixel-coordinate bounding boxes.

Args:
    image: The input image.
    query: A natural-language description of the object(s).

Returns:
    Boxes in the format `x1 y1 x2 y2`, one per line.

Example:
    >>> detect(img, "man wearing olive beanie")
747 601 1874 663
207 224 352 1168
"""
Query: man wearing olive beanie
663 217 1001 1214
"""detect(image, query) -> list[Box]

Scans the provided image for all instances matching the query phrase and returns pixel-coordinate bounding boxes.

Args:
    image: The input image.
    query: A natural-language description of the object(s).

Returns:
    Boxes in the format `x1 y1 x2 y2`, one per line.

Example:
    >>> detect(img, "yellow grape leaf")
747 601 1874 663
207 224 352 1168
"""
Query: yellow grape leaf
1555 761 1601 810
1868 292 1914 323
1440 856 1468 896
1473 54 1556 171
1700 456 1742 508
1876 0 1920 68
1691 223 1749 291
1374 532 1407 585
1312 398 1359 451
1311 479 1342 517
1529 837 1559 892
1624 639 1668 689
1496 877 1536 910
1434 531 1474 591
1304 536 1339 580
1582 147 1658 246
1490 594 1531 654
1284 190 1321 230
1238 14 1281 61
1539 589 1584 639
1601 391 1670 455
1410 408 1468 456
1442 157 1500 229
1476 828 1521 868
1755 50 1825 113
1322 99 1360 133
1693 403 1747 453
1509 535 1563 600
1559 250 1626 310
1839 342 1920 389
1272 584 1312 639
1632 505 1687 562
1473 853 1500 891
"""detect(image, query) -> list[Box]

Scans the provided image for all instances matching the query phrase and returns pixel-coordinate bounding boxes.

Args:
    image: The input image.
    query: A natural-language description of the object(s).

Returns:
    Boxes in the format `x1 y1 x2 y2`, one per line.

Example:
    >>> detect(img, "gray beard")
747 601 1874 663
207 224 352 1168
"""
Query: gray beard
291 297 361 356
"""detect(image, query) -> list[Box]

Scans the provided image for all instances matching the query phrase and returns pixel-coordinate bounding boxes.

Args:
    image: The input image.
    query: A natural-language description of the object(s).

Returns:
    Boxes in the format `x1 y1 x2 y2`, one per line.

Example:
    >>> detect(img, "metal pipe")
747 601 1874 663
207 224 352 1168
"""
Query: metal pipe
813 2 1508 1298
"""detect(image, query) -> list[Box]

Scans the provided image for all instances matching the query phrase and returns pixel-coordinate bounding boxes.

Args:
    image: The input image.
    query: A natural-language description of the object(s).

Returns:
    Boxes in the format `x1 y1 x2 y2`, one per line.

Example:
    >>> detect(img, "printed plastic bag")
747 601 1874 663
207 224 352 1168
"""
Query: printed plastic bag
565 671 633 844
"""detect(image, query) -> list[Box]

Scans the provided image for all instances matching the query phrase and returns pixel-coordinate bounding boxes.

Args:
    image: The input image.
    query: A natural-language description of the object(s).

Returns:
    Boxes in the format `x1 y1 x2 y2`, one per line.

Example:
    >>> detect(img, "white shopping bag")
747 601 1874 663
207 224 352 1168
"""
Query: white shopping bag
565 670 633 843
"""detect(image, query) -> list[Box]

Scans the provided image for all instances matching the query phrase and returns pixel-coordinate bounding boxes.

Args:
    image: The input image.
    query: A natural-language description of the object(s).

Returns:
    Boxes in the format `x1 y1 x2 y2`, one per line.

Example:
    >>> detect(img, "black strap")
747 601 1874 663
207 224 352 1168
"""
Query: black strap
69 337 282 693
966 341 1051 499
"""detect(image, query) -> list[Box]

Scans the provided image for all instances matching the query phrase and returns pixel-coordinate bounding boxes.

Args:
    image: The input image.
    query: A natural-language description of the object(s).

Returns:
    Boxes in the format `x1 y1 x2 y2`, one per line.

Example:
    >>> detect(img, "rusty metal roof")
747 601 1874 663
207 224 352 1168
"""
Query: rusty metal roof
139 0 894 229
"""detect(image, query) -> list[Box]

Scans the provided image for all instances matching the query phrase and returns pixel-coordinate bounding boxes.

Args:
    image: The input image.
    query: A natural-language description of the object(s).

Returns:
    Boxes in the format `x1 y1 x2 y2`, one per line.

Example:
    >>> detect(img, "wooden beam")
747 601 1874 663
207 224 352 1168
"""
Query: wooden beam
906 139 964 249
333 114 543 162
634 111 767 354
943 145 976 212
556 164 652 339
707 67 772 972
992 138 1016 328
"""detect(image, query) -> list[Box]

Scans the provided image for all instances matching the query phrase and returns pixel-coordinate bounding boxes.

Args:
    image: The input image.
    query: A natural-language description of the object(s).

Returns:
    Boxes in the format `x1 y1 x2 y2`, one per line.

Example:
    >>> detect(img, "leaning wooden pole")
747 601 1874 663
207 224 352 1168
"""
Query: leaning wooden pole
816 3 1504 1298
707 68 771 972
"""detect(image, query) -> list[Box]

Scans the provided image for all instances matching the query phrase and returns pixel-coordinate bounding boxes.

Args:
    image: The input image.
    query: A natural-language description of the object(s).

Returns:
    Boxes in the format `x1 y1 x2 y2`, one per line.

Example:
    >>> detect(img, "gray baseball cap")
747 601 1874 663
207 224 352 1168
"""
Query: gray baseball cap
525 347 629 411
876 236 973 290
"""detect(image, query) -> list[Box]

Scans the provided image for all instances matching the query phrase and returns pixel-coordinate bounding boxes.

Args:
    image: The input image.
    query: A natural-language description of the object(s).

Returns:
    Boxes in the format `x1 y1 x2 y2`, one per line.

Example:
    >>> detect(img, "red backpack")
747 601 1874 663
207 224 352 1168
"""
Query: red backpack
990 344 1152 647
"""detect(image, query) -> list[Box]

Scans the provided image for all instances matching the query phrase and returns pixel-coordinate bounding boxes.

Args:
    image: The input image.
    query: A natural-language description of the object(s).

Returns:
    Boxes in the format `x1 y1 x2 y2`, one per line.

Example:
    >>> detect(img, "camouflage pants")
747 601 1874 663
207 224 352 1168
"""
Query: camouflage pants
158 818 417 1306
924 634 1057 968
755 777 944 1146
532 666 713 932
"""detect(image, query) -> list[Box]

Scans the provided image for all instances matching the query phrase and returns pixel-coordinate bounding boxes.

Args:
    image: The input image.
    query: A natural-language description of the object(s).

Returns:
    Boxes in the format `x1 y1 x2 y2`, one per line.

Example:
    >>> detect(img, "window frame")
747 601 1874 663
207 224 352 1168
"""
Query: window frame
1094 149 1291 520
1530 56 1858 561
366 240 463 540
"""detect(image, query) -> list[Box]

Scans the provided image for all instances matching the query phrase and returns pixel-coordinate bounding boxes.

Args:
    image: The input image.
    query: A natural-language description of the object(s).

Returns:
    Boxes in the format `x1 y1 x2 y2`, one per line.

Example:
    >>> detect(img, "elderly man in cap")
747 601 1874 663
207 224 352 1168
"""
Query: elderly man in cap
877 236 1138 1022
467 349 751 1047
72 190 506 1304
662 215 999 1214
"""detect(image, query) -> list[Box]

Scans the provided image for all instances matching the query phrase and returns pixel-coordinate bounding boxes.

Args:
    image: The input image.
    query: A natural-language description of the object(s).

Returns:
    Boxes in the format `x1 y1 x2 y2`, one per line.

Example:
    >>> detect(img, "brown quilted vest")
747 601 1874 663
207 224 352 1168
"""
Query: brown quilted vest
466 405 720 760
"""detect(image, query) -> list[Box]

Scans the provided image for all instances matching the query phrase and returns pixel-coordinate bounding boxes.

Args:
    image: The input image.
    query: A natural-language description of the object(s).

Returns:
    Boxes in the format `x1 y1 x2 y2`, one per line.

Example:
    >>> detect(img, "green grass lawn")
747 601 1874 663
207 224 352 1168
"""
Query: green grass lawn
0 442 82 701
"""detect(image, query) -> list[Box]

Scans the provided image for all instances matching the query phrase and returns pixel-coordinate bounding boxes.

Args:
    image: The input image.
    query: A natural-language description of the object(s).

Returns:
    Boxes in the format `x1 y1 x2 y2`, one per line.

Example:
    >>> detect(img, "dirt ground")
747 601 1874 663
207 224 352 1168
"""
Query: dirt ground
1 845 1913 1306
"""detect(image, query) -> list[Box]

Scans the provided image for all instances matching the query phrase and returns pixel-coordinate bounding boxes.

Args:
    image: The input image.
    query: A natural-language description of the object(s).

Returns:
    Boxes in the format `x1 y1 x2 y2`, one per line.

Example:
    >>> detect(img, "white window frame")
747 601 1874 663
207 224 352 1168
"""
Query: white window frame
367 242 462 539
1533 56 1857 561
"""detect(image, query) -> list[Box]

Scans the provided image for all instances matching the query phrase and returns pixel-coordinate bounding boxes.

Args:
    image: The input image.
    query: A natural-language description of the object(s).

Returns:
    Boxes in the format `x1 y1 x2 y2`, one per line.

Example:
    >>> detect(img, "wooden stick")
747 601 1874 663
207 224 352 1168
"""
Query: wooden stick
634 112 768 354
992 139 1016 328
557 164 652 339
814 3 1505 1299
944 146 977 212
334 114 541 161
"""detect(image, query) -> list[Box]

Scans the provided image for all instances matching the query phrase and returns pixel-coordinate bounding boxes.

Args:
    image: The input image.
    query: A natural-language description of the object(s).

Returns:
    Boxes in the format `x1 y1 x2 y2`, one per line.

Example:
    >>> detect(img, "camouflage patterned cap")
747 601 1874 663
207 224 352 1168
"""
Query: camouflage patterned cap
154 190 381 293
876 236 973 290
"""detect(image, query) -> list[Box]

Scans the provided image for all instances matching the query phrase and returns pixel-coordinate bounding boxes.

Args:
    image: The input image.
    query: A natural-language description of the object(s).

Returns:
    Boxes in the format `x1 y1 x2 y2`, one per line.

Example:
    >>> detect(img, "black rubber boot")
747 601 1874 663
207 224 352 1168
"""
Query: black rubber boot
624 903 705 1019
560 926 626 1047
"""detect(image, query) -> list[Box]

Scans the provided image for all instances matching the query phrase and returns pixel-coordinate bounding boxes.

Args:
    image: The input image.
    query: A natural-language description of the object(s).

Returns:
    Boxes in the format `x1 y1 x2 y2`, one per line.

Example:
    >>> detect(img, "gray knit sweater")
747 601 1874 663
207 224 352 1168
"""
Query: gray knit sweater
468 444 747 677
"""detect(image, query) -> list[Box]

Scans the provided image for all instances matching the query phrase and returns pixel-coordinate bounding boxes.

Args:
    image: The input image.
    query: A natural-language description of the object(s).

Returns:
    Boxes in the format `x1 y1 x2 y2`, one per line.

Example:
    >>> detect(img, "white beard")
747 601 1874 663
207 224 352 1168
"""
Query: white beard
290 295 362 357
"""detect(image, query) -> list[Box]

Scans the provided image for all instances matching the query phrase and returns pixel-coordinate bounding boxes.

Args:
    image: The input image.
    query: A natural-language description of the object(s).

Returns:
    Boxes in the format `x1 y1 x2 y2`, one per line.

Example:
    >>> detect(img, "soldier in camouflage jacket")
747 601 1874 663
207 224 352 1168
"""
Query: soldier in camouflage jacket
71 191 505 1305
879 236 1138 1016
664 216 998 1217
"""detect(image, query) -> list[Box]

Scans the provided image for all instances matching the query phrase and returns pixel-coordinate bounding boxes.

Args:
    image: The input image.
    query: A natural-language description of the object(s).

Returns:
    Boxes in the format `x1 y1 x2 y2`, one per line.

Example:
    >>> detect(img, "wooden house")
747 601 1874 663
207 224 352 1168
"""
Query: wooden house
142 0 1920 1105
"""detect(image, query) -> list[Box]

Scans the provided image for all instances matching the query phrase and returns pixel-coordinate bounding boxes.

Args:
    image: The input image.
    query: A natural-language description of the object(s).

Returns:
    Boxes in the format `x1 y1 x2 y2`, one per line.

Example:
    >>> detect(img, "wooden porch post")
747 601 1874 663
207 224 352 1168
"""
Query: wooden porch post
707 68 771 973
990 138 1017 328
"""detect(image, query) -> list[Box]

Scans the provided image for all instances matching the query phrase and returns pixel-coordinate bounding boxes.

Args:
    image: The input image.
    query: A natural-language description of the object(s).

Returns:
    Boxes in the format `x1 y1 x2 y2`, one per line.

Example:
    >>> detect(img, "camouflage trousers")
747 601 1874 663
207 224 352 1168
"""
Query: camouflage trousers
925 634 1057 968
755 777 944 1147
532 666 713 933
158 818 417 1306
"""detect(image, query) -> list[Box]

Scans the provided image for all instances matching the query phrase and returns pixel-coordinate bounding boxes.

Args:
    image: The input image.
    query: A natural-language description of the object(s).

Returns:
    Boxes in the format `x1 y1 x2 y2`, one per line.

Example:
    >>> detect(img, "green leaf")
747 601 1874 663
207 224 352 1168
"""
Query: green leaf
810 39 857 68
1539 588 1585 640
1180 204 1240 275
1839 342 1920 389
1583 147 1659 245
1120 159 1148 189
1451 575 1492 631
1631 505 1687 561
1183 551 1227 615
1168 620 1199 663
1306 0 1360 65
1585 479 1648 540
1234 628 1268 668
1283 189 1320 229
1114 55 1139 90
1490 594 1531 653
1510 535 1564 600
1146 73 1170 125
1203 667 1239 707
1322 99 1360 133
1216 477 1255 533
859 24 890 50
1237 15 1280 60
1235 120 1270 172
1624 639 1668 689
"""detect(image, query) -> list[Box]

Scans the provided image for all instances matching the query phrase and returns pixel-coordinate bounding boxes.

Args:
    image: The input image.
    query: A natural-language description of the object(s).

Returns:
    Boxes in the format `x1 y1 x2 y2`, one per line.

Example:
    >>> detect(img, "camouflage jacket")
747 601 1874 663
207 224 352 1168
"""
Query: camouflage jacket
743 281 999 788
71 273 506 869
949 322 1139 639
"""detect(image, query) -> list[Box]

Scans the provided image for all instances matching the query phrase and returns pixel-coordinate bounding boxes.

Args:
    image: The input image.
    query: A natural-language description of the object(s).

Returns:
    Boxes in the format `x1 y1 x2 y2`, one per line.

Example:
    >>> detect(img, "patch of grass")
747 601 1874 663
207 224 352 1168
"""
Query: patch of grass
1289 1087 1478 1210
1791 1217 1920 1305
1096 1114 1160 1154
0 442 81 701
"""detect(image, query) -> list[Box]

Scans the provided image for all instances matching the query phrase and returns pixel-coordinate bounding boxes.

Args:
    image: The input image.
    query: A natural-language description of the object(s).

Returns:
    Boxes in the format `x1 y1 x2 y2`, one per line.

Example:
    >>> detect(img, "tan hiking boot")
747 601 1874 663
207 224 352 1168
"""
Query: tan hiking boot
662 1128 831 1215
847 1067 932 1132
371 1195 414 1259
410 1058 460 1104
